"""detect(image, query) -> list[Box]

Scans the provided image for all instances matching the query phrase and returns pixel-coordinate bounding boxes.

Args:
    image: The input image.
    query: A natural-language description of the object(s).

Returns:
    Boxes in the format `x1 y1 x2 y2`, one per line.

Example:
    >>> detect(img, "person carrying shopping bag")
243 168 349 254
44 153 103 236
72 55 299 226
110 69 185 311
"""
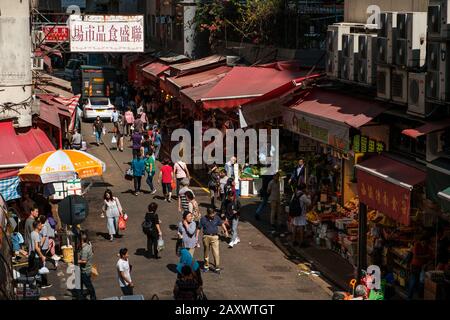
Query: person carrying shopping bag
102 189 124 241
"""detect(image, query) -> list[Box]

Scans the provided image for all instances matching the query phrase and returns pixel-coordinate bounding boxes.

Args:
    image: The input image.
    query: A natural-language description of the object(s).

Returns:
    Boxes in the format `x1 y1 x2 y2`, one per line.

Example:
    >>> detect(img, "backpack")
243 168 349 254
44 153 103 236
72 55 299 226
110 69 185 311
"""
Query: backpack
142 216 155 235
289 192 303 217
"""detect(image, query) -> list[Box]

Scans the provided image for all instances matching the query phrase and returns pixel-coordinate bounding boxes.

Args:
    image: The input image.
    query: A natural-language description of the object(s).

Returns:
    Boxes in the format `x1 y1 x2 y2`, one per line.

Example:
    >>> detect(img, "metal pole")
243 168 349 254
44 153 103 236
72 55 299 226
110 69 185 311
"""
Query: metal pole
357 202 368 280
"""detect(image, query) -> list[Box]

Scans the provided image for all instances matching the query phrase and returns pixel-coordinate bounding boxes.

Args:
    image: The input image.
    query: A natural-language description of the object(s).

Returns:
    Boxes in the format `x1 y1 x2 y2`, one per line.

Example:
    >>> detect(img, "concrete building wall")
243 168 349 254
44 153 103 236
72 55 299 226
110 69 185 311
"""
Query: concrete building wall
344 0 429 23
0 0 33 127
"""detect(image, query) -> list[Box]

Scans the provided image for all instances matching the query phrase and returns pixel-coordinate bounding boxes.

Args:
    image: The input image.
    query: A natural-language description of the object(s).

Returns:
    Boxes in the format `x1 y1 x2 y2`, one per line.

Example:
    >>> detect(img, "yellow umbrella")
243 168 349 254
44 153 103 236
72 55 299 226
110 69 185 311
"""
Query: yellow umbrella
19 150 106 183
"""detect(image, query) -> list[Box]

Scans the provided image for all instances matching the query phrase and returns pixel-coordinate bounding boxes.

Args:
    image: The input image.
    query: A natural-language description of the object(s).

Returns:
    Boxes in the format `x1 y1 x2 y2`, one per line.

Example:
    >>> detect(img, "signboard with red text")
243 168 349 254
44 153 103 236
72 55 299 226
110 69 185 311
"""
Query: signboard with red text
43 26 70 43
69 15 144 52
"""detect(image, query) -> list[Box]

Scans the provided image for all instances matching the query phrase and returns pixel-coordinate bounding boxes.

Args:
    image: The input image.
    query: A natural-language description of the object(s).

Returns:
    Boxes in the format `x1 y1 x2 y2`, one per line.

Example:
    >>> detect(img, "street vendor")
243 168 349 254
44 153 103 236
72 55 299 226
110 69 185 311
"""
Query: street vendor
289 158 306 189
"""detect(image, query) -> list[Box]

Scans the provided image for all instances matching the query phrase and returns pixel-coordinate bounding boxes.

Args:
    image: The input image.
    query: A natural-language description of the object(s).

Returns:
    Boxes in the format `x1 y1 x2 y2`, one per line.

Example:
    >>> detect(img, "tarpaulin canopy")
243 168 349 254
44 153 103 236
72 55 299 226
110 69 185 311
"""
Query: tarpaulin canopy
168 54 226 77
402 119 450 139
355 155 426 225
180 80 221 110
240 74 323 127
426 158 450 212
200 63 306 109
164 65 232 97
142 62 170 81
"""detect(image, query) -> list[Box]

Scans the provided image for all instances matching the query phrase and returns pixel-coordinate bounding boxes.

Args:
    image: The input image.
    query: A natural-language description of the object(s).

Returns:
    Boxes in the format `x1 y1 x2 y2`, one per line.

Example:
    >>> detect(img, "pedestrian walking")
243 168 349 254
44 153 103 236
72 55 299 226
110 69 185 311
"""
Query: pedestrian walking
124 107 134 136
78 232 97 300
111 108 119 131
223 191 241 248
178 178 194 214
70 129 83 150
290 183 311 247
102 189 124 241
219 170 228 202
255 174 273 221
224 157 236 178
134 115 144 134
208 165 220 209
29 220 51 289
117 248 134 296
115 123 124 152
24 206 39 251
199 208 229 274
186 191 201 223
142 203 162 259
174 160 190 197
38 215 60 262
173 265 202 301
131 129 143 159
131 152 146 196
289 158 306 189
267 172 282 230
178 211 200 257
153 128 162 160
159 158 174 202
141 134 152 158
140 109 148 129
145 151 157 194
92 116 104 146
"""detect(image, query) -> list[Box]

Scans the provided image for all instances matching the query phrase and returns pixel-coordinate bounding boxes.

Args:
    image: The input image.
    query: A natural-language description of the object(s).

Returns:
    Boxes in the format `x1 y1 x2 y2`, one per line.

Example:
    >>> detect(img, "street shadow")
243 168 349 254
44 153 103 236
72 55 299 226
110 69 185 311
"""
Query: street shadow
169 224 178 231
153 195 166 201
89 142 99 146
91 181 114 188
121 189 135 195
135 248 146 256
199 202 213 209
166 264 178 274
96 232 110 240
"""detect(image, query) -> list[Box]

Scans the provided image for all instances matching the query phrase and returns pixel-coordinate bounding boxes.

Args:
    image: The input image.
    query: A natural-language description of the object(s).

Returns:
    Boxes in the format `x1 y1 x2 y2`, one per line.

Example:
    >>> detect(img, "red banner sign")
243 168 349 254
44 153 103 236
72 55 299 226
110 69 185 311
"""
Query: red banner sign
42 26 69 43
356 169 411 226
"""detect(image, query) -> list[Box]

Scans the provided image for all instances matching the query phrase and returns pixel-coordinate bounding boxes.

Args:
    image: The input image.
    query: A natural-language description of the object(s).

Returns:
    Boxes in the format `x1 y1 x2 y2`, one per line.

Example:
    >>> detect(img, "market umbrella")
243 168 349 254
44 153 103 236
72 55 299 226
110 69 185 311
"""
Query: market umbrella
18 149 106 183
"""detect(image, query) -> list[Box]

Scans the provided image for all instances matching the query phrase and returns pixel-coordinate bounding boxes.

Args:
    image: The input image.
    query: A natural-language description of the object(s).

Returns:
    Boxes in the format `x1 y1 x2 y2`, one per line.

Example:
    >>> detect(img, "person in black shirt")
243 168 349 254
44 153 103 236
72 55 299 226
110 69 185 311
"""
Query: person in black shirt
223 191 241 248
142 203 162 259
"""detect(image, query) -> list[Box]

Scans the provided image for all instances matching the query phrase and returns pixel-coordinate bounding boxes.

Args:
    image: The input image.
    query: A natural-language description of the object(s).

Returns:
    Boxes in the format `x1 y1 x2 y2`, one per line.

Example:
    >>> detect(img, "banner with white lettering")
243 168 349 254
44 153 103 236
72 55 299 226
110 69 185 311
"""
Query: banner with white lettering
69 15 144 52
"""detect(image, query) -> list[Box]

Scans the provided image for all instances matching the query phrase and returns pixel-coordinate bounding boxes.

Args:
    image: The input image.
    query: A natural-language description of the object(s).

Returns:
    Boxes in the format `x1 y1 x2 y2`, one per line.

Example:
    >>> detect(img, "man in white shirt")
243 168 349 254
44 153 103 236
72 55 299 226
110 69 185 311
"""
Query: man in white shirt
117 248 133 296
267 172 281 230
111 108 119 124
174 160 190 197
178 178 194 214
71 129 83 150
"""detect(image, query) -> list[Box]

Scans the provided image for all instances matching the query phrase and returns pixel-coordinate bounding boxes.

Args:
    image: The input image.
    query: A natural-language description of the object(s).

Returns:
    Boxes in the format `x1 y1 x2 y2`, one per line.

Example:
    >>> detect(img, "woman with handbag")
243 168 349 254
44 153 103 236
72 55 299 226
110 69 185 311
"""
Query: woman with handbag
102 189 124 241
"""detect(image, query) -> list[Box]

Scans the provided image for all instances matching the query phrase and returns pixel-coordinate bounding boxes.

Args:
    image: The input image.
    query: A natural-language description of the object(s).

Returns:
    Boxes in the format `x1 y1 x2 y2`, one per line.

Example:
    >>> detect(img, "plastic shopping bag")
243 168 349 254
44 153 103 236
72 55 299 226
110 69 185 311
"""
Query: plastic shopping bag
157 237 165 252
118 215 127 231
102 127 106 135
111 135 117 144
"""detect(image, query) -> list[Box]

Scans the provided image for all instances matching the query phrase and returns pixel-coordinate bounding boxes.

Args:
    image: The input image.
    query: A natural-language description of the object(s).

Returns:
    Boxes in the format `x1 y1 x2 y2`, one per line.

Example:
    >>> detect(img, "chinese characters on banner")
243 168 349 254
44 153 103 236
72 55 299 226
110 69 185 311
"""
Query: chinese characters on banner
69 15 144 52
42 26 69 43
356 169 411 226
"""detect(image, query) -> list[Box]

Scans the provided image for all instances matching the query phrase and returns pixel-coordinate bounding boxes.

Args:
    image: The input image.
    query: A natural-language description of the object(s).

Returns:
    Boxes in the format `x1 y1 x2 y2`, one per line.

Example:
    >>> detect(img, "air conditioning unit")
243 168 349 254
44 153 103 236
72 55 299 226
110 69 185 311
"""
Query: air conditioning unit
340 34 359 81
426 41 450 101
428 0 450 40
356 34 377 85
408 72 427 116
326 24 352 78
395 12 427 68
32 30 45 45
392 68 408 104
377 65 391 100
31 57 44 70
377 12 398 65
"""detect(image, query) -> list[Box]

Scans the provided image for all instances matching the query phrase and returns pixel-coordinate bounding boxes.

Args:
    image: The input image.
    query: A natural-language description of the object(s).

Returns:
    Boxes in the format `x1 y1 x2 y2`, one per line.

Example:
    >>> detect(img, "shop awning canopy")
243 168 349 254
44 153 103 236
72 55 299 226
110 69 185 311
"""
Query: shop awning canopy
180 79 221 110
438 187 450 202
142 62 170 81
401 119 450 139
426 158 450 212
288 88 389 129
168 54 227 77
200 62 306 109
355 155 427 226
164 65 232 97
0 121 55 175
157 54 189 64
240 74 323 127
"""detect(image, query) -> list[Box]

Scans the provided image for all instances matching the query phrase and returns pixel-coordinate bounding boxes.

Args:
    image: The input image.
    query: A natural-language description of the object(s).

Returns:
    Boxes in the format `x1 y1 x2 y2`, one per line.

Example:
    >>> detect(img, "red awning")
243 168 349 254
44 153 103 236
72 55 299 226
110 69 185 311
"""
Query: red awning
402 119 450 139
169 54 226 77
180 80 221 110
200 63 307 109
17 127 56 162
288 88 389 128
355 155 426 226
142 62 170 81
164 65 232 97
0 121 29 168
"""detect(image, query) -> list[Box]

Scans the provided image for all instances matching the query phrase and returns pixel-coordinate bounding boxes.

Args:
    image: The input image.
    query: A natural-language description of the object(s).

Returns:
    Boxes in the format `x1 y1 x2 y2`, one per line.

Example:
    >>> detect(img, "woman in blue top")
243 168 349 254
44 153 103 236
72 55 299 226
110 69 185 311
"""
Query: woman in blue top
153 129 162 160
131 152 146 196
176 248 202 287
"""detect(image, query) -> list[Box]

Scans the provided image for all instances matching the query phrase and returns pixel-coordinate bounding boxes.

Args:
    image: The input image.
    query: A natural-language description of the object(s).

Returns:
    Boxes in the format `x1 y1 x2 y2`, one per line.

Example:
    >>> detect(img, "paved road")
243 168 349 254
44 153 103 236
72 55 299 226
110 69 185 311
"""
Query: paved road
49 120 332 300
